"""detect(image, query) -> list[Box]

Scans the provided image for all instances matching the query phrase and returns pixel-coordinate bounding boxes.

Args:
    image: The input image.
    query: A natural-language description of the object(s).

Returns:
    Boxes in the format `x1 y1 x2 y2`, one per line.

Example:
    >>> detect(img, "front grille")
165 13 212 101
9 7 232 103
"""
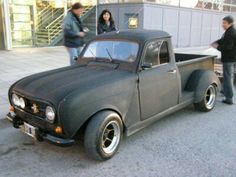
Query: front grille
12 93 49 119
23 98 47 118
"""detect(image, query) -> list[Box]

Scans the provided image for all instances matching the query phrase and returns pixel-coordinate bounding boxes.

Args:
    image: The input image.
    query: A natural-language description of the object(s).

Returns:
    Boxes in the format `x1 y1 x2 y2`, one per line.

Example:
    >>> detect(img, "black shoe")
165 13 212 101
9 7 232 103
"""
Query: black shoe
222 99 233 105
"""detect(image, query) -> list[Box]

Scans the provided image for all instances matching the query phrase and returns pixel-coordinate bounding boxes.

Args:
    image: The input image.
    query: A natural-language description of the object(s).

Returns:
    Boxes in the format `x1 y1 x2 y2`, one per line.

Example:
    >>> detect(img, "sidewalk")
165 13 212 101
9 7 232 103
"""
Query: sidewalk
0 47 68 119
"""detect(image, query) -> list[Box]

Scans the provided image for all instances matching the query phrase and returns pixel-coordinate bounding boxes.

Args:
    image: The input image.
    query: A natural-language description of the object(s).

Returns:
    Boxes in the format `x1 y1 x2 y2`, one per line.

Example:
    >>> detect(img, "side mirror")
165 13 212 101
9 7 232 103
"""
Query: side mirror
141 63 152 70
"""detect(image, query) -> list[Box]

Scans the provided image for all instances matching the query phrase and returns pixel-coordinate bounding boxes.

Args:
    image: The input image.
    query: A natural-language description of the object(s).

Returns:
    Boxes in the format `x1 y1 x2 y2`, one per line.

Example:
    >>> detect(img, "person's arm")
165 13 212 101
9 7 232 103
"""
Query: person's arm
111 24 116 31
217 33 234 51
97 23 104 35
215 38 222 45
211 37 222 48
63 20 79 38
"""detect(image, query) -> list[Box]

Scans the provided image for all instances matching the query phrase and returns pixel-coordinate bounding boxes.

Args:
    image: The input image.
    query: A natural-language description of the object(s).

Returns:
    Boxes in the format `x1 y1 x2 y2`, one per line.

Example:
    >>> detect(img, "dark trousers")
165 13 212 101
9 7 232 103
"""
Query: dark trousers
223 62 236 102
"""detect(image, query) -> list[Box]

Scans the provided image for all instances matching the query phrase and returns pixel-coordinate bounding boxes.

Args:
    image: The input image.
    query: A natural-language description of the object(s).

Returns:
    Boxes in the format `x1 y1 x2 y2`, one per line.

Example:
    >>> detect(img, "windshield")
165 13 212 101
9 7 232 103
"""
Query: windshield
82 40 139 62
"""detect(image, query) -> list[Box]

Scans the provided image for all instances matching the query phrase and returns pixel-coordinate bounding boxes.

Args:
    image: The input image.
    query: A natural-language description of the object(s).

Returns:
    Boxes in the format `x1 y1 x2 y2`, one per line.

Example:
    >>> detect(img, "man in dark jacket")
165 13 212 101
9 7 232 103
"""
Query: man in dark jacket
212 16 236 105
63 3 85 65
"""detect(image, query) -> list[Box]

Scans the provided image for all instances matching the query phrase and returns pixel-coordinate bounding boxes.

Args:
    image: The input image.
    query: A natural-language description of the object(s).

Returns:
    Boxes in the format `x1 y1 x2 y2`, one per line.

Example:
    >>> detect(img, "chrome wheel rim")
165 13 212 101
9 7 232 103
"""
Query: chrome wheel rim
205 85 216 109
102 120 120 154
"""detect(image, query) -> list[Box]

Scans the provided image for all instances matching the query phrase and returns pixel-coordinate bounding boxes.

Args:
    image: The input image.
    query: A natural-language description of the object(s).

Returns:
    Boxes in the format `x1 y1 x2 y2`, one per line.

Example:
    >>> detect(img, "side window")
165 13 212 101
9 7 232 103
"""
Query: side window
143 40 162 67
159 41 170 64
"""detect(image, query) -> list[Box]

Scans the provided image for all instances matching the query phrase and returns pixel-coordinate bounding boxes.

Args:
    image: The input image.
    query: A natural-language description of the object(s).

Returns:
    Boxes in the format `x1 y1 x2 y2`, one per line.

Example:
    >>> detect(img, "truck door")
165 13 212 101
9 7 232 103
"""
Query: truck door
138 39 179 120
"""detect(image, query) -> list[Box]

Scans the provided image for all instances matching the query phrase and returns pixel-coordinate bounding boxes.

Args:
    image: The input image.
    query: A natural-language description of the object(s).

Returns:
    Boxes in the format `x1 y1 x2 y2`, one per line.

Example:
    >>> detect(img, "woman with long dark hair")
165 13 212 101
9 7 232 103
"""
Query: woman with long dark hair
97 9 116 35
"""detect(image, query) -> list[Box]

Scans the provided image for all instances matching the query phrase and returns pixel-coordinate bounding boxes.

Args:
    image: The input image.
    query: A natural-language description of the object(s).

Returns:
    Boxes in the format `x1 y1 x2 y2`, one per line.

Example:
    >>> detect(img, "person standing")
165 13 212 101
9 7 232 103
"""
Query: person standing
63 3 85 65
97 9 116 35
212 16 236 105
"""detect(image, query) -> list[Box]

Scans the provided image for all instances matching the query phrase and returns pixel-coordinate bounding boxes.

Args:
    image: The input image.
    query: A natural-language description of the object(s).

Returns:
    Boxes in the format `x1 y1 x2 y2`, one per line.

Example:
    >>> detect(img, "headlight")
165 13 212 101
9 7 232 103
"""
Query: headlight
12 94 26 109
12 94 20 106
19 97 26 109
45 106 55 122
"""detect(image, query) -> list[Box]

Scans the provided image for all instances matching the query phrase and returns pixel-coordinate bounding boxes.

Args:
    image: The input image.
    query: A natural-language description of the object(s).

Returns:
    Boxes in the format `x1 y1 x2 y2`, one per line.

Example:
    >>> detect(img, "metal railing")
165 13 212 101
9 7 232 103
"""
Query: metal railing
36 5 95 45
36 7 64 30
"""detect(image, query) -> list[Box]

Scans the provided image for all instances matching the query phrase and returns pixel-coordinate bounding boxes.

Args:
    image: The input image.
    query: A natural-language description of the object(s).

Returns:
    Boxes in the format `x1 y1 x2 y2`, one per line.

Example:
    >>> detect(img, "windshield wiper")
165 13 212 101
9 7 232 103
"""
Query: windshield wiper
105 48 113 62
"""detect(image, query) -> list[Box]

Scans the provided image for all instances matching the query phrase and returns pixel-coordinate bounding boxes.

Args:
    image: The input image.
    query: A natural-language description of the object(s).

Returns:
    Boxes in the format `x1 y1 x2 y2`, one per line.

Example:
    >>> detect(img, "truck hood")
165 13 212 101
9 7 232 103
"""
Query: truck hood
11 65 132 106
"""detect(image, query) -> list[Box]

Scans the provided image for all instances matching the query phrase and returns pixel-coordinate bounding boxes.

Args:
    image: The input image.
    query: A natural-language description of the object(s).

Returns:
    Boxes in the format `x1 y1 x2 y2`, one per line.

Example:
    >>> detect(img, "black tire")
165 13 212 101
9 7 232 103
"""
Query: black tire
84 111 123 161
194 84 217 112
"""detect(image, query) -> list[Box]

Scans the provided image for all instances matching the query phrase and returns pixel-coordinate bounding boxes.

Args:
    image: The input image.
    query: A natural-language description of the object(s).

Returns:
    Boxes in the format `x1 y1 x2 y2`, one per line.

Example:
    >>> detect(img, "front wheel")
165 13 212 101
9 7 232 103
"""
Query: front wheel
84 111 123 161
194 84 217 112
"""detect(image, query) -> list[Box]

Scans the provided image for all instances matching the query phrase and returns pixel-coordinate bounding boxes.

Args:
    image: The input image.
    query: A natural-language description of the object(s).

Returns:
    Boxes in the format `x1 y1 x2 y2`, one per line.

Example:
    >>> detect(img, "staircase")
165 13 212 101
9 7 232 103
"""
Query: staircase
35 5 96 47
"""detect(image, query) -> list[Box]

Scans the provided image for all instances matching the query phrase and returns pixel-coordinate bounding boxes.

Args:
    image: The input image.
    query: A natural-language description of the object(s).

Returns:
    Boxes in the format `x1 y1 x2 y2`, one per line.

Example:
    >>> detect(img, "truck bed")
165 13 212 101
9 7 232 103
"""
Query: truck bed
175 53 216 91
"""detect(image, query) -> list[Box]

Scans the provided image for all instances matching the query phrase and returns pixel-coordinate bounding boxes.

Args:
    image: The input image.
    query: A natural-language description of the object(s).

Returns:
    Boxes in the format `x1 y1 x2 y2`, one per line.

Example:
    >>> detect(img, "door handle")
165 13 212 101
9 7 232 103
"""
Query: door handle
168 69 177 74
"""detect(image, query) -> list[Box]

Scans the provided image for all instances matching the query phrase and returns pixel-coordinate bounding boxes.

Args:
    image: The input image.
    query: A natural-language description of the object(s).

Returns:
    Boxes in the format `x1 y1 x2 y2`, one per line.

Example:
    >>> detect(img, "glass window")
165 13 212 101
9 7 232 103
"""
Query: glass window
231 0 236 11
180 0 202 8
203 1 213 10
98 0 119 4
83 40 139 62
143 40 170 67
160 41 170 64
222 0 231 11
158 0 180 6
143 40 162 67
9 3 34 47
180 0 222 10
231 3 236 12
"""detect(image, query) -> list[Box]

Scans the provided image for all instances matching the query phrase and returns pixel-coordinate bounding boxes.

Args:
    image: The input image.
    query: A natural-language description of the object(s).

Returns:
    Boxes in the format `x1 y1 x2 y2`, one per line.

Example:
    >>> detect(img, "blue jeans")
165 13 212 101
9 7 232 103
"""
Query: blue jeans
66 47 82 65
223 62 236 102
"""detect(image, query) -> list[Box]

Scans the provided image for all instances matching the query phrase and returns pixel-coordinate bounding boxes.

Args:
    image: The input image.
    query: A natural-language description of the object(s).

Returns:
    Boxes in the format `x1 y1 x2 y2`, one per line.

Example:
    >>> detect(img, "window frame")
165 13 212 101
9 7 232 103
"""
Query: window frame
141 39 171 70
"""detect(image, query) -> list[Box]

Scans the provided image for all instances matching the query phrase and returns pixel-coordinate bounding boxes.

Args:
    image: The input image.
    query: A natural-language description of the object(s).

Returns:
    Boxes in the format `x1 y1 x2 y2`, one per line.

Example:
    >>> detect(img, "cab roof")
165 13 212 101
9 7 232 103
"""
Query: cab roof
94 30 171 43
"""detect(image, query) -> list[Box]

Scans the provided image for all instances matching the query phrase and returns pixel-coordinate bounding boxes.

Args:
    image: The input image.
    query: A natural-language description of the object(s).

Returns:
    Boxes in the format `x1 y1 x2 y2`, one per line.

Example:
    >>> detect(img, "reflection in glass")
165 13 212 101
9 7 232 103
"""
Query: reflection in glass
180 0 220 10
97 0 236 13
223 0 231 11
231 0 236 11
83 40 139 62
180 0 200 8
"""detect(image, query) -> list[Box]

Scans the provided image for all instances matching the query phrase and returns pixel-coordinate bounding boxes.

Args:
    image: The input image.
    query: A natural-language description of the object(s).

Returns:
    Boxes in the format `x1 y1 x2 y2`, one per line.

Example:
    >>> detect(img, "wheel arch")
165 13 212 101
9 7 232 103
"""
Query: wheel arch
73 108 125 139
185 69 221 103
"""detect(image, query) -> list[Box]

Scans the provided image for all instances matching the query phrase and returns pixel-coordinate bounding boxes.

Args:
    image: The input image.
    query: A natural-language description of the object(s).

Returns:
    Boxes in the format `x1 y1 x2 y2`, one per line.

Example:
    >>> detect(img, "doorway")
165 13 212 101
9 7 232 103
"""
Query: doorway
9 1 35 47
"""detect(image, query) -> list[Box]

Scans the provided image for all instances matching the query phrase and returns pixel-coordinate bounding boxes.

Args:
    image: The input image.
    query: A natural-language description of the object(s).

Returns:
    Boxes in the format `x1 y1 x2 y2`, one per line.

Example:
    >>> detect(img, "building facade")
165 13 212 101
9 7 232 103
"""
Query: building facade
1 0 236 50
0 0 96 50
98 0 236 47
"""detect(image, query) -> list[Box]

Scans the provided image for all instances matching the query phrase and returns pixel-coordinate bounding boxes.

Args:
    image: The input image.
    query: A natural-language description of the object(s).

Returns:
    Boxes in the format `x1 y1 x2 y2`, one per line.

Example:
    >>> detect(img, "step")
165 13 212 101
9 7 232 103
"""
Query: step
35 35 49 39
36 31 48 34
36 38 49 42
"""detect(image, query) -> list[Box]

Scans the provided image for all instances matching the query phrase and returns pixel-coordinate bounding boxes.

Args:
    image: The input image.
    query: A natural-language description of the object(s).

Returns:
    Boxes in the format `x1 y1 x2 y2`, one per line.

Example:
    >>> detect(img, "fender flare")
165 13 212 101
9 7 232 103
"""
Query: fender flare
185 69 221 103
72 107 123 138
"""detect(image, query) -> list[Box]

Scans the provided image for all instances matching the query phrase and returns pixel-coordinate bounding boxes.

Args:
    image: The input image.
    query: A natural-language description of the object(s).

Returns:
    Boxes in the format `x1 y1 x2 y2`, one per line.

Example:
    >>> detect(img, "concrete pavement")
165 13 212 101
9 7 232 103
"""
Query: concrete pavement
0 47 236 177
0 47 68 120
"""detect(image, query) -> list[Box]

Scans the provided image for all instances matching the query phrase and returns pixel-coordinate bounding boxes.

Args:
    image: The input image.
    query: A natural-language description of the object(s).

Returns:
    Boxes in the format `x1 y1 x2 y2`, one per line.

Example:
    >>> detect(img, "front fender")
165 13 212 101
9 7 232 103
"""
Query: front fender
58 76 137 138
185 69 221 103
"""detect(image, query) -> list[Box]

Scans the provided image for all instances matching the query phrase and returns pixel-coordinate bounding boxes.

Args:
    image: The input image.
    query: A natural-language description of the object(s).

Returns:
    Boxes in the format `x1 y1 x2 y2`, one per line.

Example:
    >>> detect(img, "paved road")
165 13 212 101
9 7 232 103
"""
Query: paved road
0 48 236 177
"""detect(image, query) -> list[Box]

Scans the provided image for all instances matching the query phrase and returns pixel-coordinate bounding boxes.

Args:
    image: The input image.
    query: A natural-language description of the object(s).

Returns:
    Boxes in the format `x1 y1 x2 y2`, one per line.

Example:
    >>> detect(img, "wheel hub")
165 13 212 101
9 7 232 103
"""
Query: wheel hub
102 121 120 154
204 85 216 109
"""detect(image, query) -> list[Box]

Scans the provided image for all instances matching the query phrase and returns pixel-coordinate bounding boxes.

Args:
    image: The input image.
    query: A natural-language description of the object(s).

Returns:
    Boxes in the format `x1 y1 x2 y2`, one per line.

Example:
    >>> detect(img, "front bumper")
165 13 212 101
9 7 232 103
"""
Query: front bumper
7 112 75 147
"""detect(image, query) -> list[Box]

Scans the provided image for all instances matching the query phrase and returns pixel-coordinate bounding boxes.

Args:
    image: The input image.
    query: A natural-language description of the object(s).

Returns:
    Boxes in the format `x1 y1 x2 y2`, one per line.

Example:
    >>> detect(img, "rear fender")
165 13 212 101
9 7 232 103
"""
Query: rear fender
185 69 221 103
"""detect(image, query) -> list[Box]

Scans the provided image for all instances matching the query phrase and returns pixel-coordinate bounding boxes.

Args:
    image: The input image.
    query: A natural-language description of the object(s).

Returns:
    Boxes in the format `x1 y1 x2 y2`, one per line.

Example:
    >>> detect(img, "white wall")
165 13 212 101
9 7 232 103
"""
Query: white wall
98 3 236 48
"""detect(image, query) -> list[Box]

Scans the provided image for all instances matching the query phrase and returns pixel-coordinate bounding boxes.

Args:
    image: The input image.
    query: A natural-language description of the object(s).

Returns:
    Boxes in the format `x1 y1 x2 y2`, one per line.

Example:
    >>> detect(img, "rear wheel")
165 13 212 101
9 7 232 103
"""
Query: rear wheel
194 84 217 112
84 111 123 161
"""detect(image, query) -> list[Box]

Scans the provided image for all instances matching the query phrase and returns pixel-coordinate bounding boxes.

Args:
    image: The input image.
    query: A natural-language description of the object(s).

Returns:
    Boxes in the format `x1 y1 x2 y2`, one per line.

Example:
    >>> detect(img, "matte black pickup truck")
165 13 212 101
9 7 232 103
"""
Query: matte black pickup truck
7 30 220 161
